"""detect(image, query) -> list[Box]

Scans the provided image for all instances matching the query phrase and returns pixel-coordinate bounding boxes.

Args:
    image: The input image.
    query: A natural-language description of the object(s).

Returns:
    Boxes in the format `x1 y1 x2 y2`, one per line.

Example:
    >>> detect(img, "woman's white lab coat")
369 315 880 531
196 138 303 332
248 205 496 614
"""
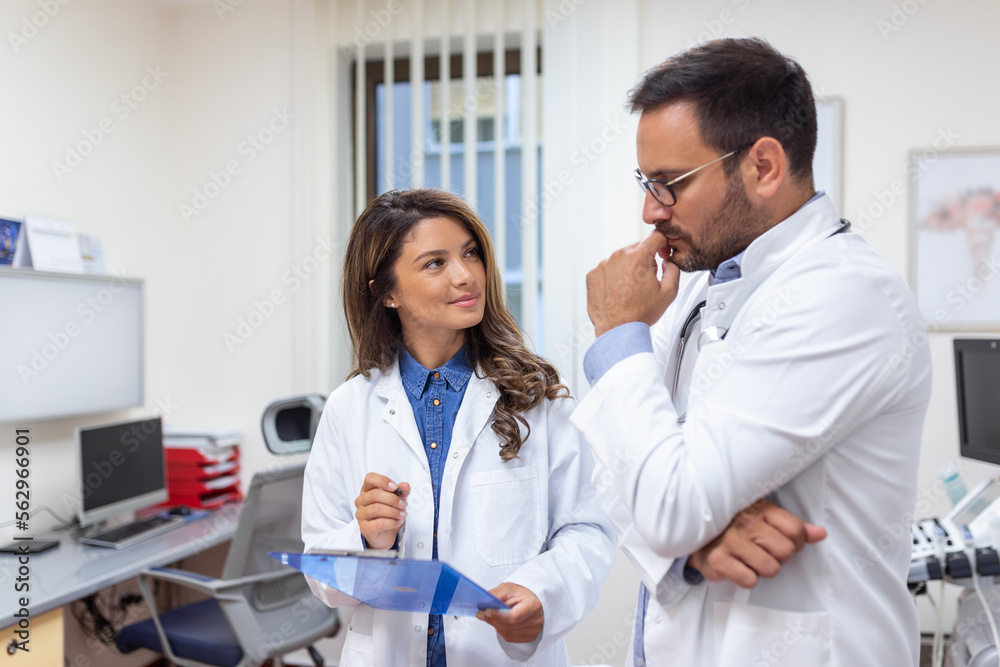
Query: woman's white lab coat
302 359 615 667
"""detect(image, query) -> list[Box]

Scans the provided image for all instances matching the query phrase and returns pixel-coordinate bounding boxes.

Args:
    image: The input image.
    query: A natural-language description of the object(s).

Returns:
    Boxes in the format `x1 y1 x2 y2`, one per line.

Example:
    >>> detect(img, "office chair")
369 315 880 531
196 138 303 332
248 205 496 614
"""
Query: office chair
115 462 340 666
260 394 326 456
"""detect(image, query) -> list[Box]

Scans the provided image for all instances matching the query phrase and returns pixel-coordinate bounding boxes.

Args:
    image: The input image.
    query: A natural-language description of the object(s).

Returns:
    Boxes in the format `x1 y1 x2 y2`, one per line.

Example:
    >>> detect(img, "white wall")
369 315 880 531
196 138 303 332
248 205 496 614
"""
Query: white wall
159 0 324 478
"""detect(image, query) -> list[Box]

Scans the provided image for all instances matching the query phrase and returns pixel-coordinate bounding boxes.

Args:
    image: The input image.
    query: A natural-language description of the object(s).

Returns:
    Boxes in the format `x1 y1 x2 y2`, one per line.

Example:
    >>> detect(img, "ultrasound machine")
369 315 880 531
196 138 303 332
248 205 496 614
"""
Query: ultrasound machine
909 340 1000 667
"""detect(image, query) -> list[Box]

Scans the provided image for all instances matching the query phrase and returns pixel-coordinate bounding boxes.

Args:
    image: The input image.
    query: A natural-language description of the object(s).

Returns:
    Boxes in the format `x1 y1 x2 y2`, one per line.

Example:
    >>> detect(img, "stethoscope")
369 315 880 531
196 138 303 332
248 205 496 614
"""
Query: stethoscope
672 300 719 424
671 218 852 424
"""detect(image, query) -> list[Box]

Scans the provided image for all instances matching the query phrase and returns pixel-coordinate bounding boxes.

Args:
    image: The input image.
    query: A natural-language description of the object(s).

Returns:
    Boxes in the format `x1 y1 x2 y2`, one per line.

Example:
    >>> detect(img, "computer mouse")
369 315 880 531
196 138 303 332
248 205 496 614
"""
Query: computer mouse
168 506 192 517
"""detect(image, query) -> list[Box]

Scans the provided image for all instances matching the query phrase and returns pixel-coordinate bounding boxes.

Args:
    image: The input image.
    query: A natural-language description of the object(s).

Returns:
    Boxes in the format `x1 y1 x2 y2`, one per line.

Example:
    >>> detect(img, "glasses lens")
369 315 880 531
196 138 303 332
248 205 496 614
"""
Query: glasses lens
634 172 648 196
635 170 674 206
650 182 673 206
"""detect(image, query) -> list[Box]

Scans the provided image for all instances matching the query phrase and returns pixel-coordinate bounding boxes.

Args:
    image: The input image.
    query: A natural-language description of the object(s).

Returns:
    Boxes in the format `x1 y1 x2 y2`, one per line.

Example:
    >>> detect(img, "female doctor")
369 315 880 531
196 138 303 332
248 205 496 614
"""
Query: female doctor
301 189 614 666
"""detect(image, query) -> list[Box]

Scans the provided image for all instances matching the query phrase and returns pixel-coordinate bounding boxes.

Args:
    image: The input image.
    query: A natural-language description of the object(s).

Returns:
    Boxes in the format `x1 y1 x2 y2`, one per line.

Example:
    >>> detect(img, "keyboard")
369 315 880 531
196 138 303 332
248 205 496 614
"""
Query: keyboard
79 515 183 549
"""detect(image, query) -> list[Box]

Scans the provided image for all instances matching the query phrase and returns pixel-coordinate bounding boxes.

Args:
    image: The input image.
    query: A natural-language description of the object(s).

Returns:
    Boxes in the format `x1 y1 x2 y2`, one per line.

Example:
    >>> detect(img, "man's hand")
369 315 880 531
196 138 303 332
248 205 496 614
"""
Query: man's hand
687 499 827 588
586 230 680 337
476 583 544 644
354 472 410 550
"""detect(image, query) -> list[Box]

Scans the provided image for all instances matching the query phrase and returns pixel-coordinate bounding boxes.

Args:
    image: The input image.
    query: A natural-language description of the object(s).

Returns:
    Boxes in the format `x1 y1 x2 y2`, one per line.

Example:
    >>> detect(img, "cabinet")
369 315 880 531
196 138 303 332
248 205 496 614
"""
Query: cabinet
1 607 62 665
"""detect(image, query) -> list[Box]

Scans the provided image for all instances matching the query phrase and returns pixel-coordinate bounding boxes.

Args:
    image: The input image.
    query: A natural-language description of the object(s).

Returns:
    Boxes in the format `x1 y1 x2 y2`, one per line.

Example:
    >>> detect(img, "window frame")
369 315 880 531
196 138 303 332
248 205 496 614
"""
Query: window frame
354 48 541 204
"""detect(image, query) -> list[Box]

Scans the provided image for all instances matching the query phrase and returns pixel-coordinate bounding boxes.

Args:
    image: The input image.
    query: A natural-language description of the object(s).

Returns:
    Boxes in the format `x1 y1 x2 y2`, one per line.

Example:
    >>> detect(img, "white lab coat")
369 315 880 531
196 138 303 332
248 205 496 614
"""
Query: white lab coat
572 194 932 667
302 359 615 666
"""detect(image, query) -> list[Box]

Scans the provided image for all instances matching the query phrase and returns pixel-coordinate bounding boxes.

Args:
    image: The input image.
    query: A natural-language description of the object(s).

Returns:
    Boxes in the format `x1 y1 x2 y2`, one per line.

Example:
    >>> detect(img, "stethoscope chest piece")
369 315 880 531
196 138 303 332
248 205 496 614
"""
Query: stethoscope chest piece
698 326 728 350
673 301 729 425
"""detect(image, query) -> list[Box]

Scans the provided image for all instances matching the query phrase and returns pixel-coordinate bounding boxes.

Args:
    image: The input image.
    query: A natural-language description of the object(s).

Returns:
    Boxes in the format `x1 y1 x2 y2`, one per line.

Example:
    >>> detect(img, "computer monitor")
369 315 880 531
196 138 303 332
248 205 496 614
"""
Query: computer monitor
77 417 166 527
955 339 1000 465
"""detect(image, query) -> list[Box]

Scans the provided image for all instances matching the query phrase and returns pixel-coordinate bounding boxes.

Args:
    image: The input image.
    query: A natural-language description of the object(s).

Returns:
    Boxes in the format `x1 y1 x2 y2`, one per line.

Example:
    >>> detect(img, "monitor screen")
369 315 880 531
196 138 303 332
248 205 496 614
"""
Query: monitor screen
955 339 1000 465
77 417 166 527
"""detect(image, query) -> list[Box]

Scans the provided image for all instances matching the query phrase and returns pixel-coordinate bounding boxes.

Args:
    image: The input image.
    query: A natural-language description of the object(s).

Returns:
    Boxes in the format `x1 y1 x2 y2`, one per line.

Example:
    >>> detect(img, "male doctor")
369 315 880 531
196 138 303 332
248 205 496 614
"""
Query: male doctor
572 38 932 666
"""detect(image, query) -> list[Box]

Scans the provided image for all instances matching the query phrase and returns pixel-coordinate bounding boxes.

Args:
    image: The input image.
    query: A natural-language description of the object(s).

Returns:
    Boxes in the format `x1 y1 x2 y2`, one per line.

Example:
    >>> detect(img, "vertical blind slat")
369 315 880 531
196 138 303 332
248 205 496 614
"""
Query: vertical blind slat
440 0 451 190
463 0 477 206
520 0 538 339
354 0 367 215
384 23 394 191
411 0 425 187
493 0 505 273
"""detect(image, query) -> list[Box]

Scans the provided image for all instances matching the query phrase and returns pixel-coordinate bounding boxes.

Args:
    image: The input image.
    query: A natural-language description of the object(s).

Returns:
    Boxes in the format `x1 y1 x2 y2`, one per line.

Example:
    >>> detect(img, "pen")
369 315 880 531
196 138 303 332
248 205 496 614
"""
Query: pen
393 488 404 496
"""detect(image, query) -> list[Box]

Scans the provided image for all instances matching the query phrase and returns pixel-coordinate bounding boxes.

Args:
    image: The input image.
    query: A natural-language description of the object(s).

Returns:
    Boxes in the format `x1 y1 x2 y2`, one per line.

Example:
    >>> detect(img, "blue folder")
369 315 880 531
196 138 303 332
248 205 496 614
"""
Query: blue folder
269 551 508 617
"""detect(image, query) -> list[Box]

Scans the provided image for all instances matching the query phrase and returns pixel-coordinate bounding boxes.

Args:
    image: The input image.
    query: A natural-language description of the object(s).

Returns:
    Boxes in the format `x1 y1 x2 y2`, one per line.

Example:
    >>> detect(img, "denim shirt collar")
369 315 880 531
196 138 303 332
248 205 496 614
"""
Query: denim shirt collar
709 251 746 285
398 343 474 399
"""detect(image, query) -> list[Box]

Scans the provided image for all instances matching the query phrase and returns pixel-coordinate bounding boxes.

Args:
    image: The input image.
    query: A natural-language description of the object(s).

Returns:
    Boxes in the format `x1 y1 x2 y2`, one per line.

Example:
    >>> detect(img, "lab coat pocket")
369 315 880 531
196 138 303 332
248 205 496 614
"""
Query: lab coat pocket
470 466 545 566
714 601 830 667
341 626 375 667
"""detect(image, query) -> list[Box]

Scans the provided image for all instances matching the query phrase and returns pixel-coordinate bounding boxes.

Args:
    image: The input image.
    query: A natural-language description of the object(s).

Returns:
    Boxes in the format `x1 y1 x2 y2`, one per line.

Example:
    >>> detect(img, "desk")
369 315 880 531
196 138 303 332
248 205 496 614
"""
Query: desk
0 506 240 622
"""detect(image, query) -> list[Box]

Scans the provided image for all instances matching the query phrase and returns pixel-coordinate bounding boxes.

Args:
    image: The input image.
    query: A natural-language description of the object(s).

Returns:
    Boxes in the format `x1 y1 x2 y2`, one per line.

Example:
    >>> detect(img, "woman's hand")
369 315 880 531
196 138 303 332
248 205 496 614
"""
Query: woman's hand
476 583 544 643
354 472 410 550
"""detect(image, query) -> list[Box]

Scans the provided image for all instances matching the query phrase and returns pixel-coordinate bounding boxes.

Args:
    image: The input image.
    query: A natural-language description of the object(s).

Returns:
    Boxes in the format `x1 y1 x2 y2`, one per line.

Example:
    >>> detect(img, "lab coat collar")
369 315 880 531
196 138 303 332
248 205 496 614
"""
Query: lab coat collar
451 370 499 456
375 359 499 461
375 361 426 460
699 193 842 334
740 192 842 278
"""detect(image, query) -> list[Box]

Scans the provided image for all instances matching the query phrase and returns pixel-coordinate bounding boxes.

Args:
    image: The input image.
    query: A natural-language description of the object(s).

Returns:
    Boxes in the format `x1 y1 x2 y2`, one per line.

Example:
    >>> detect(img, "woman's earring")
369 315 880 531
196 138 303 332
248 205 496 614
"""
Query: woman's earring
390 302 397 308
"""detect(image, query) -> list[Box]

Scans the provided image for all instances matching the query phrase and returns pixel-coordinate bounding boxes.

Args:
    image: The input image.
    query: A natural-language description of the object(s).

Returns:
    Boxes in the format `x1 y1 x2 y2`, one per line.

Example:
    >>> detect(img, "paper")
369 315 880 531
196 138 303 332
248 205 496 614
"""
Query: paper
78 234 106 274
271 551 508 617
20 215 84 273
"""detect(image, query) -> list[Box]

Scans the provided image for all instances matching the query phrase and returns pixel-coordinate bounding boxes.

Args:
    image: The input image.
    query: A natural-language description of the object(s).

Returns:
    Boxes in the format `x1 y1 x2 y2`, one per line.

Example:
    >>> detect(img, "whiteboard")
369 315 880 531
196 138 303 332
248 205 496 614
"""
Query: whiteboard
0 268 144 423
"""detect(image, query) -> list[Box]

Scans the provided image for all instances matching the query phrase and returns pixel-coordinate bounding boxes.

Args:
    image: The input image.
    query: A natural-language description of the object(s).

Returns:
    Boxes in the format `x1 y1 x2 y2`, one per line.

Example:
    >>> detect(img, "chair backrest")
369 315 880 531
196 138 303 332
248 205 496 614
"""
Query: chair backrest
221 462 307 581
214 461 341 659
260 394 325 456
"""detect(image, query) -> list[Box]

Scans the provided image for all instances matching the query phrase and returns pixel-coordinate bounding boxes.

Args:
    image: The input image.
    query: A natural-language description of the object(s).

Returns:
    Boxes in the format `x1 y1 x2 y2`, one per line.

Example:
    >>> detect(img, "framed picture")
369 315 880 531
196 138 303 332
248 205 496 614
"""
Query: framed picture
911 147 1000 330
0 218 20 265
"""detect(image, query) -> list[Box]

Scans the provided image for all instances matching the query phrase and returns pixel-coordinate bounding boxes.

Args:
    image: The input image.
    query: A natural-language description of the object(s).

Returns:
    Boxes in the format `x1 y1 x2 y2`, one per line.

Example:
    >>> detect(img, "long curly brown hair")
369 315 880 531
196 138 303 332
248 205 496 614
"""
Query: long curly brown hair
342 188 567 461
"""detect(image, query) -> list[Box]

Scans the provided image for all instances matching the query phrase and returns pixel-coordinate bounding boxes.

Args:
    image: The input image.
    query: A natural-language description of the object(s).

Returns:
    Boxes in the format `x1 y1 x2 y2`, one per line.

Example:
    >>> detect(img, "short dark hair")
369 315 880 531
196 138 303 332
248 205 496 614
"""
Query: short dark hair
628 38 816 183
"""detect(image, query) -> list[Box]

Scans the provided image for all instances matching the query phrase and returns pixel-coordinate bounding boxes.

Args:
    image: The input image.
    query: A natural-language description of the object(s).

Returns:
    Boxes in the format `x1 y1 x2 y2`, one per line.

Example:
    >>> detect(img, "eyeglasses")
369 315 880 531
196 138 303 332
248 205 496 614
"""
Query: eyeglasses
634 144 753 207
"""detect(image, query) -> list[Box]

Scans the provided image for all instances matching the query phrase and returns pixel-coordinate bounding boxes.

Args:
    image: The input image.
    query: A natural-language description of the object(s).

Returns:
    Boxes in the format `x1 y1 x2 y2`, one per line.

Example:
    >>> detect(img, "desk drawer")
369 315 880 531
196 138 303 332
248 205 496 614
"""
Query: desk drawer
1 607 62 665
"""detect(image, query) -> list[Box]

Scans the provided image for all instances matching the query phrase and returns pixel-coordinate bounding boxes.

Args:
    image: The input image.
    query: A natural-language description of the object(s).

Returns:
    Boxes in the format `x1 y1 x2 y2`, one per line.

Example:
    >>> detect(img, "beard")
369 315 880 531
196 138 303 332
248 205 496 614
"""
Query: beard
656 172 771 273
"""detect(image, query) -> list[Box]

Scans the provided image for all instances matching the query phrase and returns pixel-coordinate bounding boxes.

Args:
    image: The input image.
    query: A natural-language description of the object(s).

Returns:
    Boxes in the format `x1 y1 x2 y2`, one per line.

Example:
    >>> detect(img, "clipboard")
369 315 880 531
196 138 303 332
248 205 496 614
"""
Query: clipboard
269 550 508 617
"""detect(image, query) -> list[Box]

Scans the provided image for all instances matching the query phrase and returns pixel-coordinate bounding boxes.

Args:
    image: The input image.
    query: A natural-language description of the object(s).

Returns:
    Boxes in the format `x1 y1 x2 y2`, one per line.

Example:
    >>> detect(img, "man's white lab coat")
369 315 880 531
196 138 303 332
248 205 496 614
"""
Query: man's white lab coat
302 360 615 667
572 195 932 666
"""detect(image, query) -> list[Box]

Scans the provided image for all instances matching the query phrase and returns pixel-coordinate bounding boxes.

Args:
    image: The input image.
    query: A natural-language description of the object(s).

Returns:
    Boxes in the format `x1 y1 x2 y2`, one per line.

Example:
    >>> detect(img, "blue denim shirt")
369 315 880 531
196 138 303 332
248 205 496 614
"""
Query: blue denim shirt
398 344 473 667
